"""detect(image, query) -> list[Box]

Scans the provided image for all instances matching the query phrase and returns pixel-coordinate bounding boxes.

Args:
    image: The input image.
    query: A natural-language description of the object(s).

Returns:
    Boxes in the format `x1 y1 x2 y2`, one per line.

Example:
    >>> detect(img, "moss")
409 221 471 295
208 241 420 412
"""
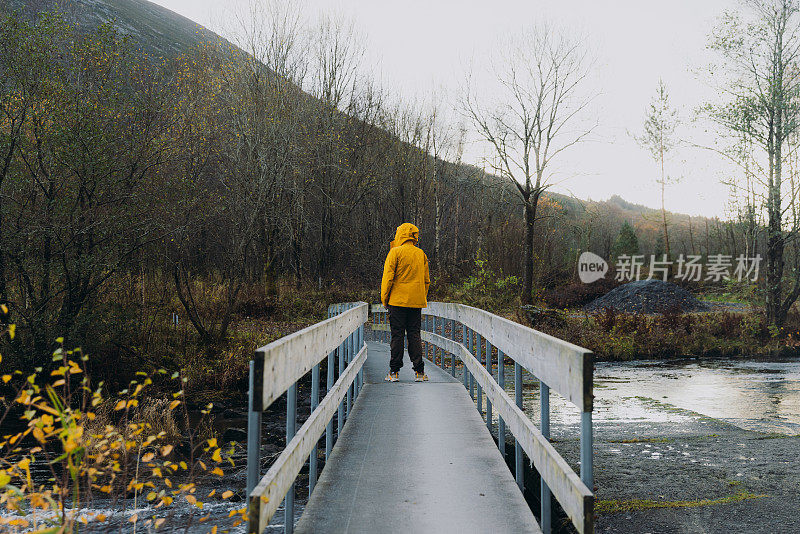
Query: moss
596 490 766 515
751 433 797 440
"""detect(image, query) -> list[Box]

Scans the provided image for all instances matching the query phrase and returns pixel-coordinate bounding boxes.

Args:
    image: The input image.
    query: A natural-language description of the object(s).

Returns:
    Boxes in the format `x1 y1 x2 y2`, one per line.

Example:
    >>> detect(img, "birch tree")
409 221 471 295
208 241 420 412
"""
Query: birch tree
636 80 679 267
708 0 800 327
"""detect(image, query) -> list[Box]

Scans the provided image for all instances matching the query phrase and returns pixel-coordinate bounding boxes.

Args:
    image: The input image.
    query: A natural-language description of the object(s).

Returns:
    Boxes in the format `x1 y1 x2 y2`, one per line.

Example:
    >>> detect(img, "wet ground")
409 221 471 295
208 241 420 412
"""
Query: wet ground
519 358 800 534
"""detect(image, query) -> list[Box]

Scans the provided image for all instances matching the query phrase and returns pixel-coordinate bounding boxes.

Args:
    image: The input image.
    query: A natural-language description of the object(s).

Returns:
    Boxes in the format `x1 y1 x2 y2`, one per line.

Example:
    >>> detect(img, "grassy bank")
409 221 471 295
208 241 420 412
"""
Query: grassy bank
533 308 800 360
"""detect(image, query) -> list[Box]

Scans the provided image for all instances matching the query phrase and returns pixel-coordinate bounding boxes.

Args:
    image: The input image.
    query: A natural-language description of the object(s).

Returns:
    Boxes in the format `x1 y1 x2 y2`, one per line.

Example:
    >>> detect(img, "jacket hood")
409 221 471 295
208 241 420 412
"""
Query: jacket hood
390 223 419 248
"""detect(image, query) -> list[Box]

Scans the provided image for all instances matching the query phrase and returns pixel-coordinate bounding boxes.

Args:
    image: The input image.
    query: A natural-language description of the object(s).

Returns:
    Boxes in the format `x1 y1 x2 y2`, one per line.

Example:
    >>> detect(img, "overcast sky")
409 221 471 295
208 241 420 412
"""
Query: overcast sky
151 0 739 218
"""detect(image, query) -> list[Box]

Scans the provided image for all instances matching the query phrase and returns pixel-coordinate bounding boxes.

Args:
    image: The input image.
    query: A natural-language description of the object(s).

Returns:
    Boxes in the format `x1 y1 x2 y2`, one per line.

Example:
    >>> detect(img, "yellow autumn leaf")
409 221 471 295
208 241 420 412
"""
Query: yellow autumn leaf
211 448 222 462
113 400 126 411
211 467 223 476
222 490 233 499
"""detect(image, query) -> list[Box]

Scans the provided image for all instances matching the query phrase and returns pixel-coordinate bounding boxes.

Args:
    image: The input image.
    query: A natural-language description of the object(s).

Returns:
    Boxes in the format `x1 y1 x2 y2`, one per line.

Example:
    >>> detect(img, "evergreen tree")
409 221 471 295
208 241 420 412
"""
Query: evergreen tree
612 221 639 258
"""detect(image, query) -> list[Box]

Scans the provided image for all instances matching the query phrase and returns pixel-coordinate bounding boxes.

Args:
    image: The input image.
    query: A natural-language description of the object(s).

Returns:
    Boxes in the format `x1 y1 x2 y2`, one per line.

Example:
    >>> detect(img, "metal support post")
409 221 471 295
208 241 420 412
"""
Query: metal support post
498 351 506 458
581 411 593 490
246 361 261 498
486 340 492 432
476 333 483 416
284 383 296 534
515 362 523 491
541 382 551 534
309 363 319 496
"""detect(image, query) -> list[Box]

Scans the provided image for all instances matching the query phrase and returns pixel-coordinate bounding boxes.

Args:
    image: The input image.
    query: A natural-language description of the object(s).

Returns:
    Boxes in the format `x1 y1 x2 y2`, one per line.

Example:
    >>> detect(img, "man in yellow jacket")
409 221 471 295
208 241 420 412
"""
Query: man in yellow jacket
381 223 430 382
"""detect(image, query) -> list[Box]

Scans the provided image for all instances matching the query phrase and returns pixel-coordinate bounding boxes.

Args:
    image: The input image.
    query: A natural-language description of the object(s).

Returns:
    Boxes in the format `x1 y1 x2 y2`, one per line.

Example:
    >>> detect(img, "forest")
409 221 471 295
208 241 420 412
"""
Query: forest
1 3 787 383
4 1 800 532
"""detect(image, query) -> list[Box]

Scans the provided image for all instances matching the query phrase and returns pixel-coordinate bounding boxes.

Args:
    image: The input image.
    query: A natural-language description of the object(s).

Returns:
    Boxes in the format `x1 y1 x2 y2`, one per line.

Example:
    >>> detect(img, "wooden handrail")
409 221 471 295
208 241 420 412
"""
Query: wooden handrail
248 344 367 533
421 330 594 534
253 302 368 411
373 302 592 412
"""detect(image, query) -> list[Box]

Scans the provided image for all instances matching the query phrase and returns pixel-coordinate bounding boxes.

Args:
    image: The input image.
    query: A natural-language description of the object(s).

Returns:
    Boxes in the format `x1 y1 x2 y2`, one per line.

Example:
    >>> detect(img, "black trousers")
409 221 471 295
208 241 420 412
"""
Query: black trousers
388 305 424 374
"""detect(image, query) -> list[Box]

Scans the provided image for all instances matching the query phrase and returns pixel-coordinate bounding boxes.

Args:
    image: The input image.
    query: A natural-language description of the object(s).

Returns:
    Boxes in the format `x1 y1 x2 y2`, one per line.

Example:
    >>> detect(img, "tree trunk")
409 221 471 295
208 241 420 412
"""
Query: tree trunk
521 194 538 305
452 194 460 266
434 159 441 271
766 110 784 327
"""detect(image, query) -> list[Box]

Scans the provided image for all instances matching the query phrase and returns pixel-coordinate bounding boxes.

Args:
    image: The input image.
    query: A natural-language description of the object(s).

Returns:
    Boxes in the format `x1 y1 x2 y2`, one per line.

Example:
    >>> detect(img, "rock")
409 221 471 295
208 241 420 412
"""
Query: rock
222 427 247 443
520 306 567 328
584 279 711 314
222 408 246 420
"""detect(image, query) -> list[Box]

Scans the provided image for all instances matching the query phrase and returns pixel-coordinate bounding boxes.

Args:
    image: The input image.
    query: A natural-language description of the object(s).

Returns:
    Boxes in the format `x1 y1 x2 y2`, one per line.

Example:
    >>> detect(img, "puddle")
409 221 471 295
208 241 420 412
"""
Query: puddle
456 357 800 435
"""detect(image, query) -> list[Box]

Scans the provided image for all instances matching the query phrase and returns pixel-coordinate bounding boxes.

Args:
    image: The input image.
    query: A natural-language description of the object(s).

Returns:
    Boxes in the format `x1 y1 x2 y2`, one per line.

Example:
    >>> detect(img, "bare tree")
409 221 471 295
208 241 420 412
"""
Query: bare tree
171 0 310 342
635 80 680 266
708 0 800 327
422 96 457 272
463 25 595 304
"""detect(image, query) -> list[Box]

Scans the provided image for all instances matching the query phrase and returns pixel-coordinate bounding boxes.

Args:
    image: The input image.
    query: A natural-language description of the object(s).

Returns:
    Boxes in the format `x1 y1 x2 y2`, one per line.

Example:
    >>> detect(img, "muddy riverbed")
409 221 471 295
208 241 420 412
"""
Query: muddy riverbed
517 358 800 534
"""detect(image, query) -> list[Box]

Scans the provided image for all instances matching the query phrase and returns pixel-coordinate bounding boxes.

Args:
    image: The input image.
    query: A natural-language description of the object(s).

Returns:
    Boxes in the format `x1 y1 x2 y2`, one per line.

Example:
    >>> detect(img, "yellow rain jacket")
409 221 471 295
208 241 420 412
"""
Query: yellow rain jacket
381 223 430 308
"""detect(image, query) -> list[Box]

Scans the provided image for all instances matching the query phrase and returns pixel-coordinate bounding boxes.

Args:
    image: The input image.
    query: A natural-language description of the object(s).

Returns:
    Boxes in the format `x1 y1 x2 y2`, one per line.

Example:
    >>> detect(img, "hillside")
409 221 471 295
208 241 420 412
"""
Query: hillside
3 0 710 236
3 0 221 58
1 0 731 289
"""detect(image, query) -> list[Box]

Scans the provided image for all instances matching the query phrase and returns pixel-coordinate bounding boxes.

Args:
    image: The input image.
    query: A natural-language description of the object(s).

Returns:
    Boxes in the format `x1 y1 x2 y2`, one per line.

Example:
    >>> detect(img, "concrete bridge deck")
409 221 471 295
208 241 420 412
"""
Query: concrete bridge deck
295 341 540 534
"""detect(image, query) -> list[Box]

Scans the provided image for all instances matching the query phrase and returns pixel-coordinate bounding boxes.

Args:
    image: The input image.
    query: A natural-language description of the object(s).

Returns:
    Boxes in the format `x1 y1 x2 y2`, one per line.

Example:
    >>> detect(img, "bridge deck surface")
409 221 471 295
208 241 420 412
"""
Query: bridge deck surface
295 341 540 534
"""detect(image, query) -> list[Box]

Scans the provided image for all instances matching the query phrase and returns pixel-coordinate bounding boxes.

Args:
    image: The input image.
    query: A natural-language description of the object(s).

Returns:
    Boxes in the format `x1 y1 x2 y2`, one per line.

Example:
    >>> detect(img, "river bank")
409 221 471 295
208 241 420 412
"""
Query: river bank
526 306 800 361
557 404 800 533
543 358 800 533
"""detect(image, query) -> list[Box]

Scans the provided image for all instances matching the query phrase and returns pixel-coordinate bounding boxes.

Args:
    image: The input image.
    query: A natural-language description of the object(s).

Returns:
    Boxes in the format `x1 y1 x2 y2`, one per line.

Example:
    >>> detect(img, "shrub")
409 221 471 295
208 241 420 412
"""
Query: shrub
0 322 246 532
541 276 620 309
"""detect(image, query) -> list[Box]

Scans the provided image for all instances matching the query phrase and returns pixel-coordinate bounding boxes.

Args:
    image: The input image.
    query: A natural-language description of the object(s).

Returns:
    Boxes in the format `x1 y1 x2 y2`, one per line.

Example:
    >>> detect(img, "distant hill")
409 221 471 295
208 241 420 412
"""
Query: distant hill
2 0 223 58
3 0 714 244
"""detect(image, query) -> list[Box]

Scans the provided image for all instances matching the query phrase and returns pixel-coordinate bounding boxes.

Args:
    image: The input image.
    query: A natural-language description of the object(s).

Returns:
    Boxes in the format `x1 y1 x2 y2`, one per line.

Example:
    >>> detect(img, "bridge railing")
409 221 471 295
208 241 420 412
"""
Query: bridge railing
246 302 368 534
372 302 594 534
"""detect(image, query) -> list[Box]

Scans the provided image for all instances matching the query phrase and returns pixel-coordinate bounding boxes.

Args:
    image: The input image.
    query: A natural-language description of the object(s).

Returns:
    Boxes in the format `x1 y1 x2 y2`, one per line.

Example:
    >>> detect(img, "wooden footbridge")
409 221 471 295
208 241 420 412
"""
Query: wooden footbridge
245 302 594 534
